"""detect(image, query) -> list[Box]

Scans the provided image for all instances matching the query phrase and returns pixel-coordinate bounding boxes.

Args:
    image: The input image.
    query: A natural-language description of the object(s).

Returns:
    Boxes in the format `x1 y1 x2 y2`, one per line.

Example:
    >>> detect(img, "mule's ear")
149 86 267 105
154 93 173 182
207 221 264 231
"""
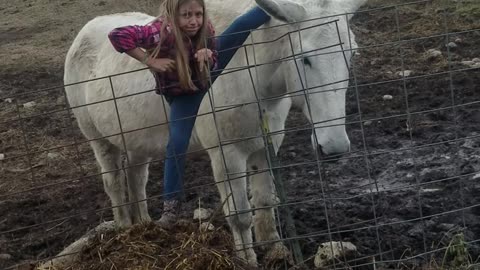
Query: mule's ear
255 0 307 23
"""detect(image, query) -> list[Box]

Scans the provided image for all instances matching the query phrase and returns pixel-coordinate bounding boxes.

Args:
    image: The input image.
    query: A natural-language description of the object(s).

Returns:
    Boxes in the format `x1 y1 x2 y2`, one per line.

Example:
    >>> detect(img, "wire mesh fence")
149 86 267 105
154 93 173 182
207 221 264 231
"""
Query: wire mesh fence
1 0 480 269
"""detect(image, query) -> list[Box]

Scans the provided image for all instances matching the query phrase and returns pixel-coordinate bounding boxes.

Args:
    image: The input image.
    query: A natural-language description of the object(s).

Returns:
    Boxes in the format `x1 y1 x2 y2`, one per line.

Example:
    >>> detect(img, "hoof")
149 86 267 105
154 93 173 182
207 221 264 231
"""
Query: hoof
264 242 294 266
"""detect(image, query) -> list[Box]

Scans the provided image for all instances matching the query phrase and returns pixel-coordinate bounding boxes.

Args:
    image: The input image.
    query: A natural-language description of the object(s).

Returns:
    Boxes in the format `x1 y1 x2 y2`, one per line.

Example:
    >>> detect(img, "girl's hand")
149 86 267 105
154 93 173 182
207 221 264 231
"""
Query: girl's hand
194 48 213 71
147 58 176 73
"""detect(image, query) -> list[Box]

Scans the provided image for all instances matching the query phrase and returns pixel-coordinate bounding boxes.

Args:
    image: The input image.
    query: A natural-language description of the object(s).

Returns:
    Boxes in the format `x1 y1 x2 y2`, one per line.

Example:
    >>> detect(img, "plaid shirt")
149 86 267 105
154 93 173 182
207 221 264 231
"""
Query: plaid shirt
108 17 217 96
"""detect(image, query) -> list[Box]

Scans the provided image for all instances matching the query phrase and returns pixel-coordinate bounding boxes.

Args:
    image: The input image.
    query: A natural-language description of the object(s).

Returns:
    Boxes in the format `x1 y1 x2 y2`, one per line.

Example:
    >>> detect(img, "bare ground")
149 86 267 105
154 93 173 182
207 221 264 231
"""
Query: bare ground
1 0 480 269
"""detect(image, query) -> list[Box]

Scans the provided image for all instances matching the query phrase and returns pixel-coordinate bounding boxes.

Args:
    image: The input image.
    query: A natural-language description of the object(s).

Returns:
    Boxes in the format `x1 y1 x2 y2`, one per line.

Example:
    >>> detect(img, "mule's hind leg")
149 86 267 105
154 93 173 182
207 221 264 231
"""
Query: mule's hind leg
209 148 257 266
126 152 152 224
248 149 291 262
90 140 131 227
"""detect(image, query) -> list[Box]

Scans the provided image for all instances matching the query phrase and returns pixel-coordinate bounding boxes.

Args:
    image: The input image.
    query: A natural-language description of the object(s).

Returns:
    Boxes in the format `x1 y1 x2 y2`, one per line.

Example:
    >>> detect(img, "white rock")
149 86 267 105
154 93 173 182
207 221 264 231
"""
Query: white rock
383 95 393 101
363 120 373 126
461 60 480 69
200 222 215 231
0 153 4 161
421 188 440 193
473 173 480 180
426 49 442 59
314 241 357 268
454 38 463 44
23 101 36 108
472 58 480 63
396 70 413 77
47 152 61 160
0 253 12 260
446 42 457 49
193 208 212 221
4 98 13 103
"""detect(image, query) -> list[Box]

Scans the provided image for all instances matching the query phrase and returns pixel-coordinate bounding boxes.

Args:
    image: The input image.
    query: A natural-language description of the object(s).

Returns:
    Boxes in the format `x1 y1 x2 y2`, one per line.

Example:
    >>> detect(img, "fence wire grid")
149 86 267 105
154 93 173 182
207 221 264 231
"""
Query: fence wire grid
1 0 480 269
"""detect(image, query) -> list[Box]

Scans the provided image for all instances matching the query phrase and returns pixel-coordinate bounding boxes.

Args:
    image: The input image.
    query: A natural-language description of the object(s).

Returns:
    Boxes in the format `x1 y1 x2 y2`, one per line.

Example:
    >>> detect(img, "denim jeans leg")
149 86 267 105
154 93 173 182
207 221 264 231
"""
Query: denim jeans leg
211 6 271 82
163 91 206 200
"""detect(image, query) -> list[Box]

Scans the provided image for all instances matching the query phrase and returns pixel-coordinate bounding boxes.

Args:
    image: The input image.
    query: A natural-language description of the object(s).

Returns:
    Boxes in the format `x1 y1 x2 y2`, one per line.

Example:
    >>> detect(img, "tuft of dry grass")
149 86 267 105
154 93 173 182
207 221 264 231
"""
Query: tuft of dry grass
51 221 256 270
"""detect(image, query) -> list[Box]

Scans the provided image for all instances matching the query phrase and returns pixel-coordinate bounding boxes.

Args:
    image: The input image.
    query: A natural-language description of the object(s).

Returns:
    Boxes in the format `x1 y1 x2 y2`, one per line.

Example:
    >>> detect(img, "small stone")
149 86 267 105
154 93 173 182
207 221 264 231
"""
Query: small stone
462 139 477 149
396 70 413 77
461 61 475 67
4 98 13 103
0 253 12 260
200 222 215 231
425 49 442 59
421 188 440 193
473 173 480 180
363 120 373 126
47 152 61 160
193 208 212 221
289 152 297 158
23 101 36 108
446 42 457 49
0 153 4 161
383 95 393 101
473 58 480 63
314 241 357 268
396 158 414 169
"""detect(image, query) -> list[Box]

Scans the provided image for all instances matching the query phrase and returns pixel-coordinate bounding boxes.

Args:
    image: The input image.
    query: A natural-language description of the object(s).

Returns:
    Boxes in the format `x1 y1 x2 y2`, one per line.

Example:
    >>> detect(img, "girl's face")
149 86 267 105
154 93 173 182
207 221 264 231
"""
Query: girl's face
177 0 204 37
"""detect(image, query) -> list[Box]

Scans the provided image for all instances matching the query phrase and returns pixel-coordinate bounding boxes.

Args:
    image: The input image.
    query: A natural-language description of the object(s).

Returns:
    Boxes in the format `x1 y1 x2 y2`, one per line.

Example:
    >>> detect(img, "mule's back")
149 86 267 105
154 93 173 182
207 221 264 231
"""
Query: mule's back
64 13 170 156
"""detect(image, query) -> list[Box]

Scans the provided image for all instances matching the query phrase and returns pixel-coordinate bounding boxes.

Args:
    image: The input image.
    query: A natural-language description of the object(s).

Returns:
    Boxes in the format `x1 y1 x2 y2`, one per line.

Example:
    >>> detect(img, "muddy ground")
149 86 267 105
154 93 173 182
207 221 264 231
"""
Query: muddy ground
0 0 480 269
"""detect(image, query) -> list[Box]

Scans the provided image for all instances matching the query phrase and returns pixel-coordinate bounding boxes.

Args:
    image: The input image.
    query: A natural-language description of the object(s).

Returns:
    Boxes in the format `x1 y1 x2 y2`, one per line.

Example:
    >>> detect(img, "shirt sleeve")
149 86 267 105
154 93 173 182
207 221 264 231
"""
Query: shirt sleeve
108 21 166 53
206 20 218 70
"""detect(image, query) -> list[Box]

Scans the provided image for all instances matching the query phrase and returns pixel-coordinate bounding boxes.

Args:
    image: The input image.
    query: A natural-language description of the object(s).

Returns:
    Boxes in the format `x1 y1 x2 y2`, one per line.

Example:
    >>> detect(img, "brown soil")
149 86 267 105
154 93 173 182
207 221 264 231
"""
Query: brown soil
1 0 480 269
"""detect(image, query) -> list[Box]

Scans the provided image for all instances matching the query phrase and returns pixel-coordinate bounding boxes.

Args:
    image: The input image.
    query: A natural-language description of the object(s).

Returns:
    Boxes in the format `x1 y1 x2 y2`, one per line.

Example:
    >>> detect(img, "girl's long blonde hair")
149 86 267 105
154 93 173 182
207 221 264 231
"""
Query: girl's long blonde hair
150 0 211 90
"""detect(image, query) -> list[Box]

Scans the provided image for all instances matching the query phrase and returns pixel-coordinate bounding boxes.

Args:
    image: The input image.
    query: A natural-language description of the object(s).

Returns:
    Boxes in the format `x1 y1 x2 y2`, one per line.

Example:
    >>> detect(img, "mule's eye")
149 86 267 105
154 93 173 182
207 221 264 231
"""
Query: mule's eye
302 57 312 67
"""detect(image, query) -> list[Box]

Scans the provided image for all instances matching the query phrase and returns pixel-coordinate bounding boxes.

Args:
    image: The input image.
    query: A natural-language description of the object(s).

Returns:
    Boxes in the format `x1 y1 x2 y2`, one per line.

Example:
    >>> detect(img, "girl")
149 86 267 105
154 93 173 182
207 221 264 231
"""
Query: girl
108 0 270 227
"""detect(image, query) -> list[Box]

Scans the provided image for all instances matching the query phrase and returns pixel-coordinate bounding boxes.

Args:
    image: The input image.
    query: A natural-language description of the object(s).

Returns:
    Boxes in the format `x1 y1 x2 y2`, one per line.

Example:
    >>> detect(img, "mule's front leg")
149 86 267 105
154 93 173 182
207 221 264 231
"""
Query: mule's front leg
249 149 291 262
210 149 258 266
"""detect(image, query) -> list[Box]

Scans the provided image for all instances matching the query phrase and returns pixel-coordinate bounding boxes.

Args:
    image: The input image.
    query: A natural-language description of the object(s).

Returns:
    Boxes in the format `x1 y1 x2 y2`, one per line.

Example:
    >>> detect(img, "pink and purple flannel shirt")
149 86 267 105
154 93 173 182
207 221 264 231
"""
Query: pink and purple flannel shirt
108 17 218 96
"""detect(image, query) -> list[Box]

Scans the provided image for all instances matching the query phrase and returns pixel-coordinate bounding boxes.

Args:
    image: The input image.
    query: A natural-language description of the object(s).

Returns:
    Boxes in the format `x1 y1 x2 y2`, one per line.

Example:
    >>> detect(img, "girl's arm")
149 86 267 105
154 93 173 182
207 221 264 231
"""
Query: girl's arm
108 23 164 53
108 21 176 72
206 21 218 70
125 47 175 72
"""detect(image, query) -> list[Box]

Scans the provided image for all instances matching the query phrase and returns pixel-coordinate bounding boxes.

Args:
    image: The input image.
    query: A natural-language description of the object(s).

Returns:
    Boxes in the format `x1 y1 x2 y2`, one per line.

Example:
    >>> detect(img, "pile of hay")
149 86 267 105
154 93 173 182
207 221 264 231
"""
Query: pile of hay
50 221 255 270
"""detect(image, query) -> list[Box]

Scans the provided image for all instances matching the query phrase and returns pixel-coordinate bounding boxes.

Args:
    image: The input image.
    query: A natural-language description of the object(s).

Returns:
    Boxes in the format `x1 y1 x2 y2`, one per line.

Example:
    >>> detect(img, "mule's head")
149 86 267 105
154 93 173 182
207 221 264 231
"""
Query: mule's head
255 0 361 157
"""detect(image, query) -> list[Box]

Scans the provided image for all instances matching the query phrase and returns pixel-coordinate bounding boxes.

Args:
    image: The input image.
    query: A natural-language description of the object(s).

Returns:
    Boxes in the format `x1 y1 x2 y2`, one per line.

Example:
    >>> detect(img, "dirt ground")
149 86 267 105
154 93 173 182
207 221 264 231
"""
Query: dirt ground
1 0 480 269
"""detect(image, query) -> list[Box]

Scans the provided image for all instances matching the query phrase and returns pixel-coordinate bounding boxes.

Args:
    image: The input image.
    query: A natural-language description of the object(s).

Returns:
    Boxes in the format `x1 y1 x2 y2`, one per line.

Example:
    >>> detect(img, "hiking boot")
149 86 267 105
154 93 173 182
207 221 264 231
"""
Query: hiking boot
158 199 179 229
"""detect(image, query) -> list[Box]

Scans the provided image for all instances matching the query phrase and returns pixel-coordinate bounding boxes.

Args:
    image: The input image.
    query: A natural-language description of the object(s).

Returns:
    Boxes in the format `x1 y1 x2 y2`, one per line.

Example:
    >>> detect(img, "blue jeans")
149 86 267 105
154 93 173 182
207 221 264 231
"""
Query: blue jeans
163 7 270 200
